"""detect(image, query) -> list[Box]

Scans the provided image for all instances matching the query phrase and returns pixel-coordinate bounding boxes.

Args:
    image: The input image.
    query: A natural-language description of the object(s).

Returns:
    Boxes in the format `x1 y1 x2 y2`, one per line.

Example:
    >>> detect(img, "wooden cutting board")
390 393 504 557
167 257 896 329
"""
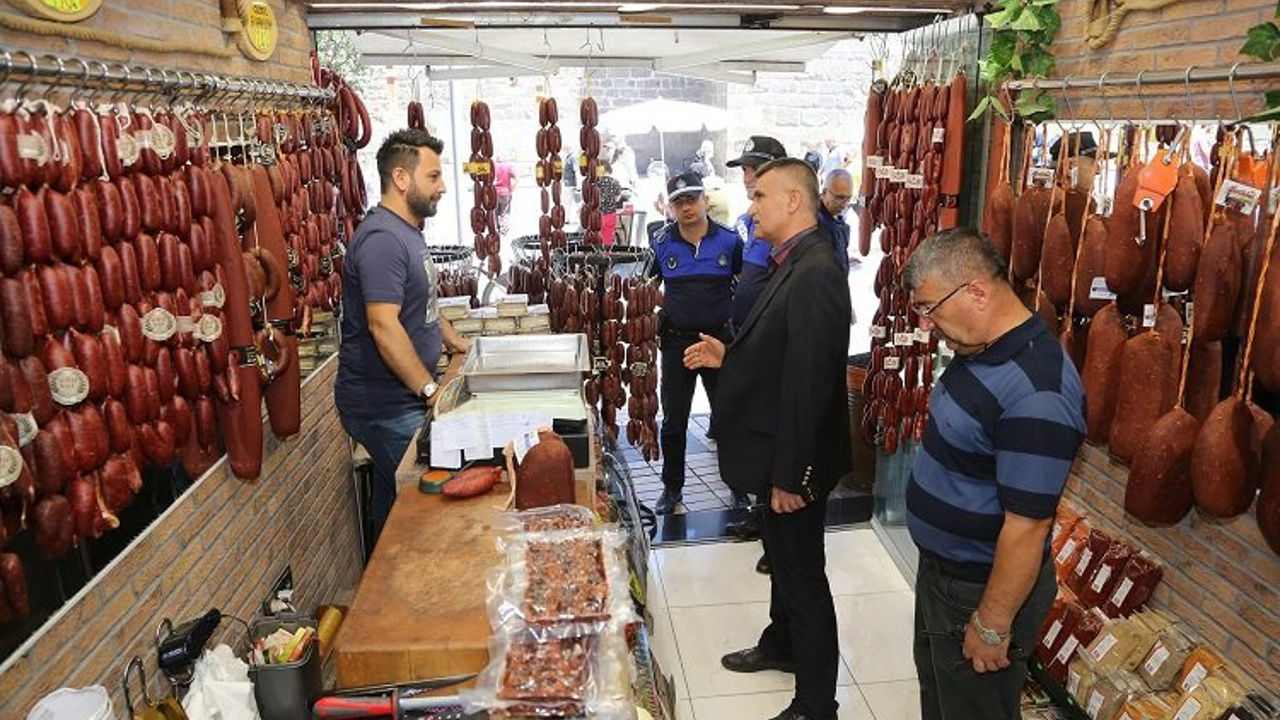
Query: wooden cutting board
333 486 510 688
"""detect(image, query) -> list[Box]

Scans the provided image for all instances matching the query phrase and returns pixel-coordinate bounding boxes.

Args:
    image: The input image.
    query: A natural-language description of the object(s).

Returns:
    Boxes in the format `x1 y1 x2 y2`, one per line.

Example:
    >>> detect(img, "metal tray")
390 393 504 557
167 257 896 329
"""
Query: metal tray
461 333 589 392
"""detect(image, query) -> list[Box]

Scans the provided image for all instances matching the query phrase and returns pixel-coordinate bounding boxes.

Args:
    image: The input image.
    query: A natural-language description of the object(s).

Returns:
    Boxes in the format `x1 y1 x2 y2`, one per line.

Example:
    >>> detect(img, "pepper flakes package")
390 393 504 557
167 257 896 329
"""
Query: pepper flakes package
1078 538 1134 607
1054 522 1093 585
496 504 598 534
490 527 637 633
461 629 636 719
1066 529 1114 598
1038 599 1084 669
1048 607 1107 684
1052 503 1085 558
1102 552 1163 617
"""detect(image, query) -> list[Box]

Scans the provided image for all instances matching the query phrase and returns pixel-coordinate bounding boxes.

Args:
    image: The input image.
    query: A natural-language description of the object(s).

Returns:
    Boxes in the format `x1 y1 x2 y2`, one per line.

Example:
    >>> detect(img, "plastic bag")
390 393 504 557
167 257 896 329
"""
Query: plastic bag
489 527 638 634
460 628 636 719
181 644 259 720
494 504 598 535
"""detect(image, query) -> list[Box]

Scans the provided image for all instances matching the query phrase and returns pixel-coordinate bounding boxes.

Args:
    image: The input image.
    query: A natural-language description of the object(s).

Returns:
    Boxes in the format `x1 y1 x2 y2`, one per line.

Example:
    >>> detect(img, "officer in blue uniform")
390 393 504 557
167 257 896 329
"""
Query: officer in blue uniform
650 172 743 514
727 135 788 334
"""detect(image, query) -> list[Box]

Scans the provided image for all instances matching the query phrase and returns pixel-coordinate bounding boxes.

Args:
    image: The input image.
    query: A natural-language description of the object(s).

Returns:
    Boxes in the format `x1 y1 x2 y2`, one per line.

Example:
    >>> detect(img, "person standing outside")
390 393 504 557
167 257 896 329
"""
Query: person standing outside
493 158 517 235
335 129 473 544
817 168 854 268
901 228 1085 720
649 172 741 514
727 135 788 333
683 159 851 720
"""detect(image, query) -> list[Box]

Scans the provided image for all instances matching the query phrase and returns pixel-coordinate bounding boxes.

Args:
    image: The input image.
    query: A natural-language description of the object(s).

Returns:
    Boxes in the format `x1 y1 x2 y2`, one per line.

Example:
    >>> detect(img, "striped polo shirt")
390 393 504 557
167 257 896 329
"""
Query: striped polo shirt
906 314 1086 566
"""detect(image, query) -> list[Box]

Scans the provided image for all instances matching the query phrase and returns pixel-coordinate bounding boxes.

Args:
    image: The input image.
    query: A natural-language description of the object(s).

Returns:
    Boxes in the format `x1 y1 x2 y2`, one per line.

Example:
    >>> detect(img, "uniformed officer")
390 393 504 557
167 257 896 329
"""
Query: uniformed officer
727 135 789 333
651 172 743 514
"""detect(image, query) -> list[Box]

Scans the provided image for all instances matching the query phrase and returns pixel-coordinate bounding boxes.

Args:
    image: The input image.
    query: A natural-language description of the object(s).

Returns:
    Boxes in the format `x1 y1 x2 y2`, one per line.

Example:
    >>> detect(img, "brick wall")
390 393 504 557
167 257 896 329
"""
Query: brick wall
1064 443 1280 690
0 0 315 84
0 358 363 718
1052 0 1274 120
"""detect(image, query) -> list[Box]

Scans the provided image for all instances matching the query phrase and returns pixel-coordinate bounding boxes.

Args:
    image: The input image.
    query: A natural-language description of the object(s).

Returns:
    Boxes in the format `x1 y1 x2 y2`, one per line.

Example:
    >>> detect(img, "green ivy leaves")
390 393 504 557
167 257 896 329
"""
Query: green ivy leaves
1238 0 1280 114
971 0 1063 123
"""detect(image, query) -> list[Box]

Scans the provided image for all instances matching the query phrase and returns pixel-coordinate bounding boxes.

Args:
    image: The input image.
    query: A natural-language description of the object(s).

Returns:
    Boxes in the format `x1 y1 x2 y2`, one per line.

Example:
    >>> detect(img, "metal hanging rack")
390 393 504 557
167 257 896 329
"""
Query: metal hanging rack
1005 61 1280 91
0 50 333 105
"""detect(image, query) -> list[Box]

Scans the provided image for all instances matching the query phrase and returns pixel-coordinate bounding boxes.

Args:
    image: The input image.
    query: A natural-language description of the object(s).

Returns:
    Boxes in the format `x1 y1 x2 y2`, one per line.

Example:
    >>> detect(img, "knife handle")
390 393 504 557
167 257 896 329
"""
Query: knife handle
311 695 394 719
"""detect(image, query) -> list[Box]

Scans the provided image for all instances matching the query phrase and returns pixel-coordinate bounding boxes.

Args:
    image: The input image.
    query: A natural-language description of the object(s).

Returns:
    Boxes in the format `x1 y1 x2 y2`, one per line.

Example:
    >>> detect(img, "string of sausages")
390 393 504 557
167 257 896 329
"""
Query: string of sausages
577 99 604 246
468 101 501 277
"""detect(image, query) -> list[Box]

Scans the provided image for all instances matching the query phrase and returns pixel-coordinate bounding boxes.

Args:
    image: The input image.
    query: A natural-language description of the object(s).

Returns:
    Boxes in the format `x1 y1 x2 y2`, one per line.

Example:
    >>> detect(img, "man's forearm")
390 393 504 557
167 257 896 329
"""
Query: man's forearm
978 514 1054 631
370 322 434 393
441 317 471 353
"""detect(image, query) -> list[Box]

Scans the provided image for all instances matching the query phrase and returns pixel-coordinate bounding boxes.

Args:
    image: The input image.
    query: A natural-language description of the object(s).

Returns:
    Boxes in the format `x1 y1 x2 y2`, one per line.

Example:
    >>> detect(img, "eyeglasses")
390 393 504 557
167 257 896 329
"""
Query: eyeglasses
913 281 970 318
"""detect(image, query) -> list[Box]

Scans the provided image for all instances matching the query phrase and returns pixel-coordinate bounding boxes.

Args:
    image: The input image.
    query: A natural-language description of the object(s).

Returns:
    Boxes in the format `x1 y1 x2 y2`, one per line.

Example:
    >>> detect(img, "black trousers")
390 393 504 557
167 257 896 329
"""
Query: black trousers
913 552 1057 720
659 332 720 490
757 496 839 720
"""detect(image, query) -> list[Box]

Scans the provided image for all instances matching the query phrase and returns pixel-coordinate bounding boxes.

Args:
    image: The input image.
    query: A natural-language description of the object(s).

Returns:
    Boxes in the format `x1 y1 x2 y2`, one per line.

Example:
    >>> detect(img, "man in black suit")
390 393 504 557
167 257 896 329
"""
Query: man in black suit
684 158 852 720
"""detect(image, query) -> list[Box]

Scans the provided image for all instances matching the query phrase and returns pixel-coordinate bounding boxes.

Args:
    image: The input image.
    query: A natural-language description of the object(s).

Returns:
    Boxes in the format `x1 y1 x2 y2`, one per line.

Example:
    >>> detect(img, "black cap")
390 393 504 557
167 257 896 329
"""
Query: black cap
1049 131 1099 163
726 135 787 168
667 172 705 201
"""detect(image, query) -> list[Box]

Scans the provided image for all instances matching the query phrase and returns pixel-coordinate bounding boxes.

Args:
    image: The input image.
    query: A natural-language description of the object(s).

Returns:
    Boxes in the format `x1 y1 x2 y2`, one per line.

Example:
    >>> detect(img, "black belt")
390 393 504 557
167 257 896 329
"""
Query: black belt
919 549 995 584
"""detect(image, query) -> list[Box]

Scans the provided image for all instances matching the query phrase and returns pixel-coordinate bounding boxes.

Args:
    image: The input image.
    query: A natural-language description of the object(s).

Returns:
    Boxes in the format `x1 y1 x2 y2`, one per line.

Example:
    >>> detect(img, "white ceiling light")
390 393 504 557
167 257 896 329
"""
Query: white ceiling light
618 3 663 10
821 5 863 13
824 5 953 12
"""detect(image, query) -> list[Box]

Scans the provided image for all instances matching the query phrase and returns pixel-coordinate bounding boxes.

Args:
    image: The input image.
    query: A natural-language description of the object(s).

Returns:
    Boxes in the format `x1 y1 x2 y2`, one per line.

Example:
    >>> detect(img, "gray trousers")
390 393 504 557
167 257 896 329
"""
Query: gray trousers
913 551 1057 720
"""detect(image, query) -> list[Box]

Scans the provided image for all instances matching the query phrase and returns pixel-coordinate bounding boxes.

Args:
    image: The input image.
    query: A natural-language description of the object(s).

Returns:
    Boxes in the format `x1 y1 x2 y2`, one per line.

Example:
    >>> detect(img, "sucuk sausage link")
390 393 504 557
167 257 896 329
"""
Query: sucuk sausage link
16 187 52 264
38 263 75 333
68 329 107 401
44 188 82 263
93 179 124 242
118 176 142 239
72 188 104 262
158 232 181 292
95 244 126 311
157 174 178 235
143 366 161 421
68 403 111 472
140 419 175 465
117 304 145 363
0 202 22 275
101 329 126 398
193 346 212 393
155 348 176 404
21 357 56 426
0 113 24 188
136 174 163 234
79 265 105 334
68 263 96 332
177 242 196 296
173 347 199 399
124 364 148 424
0 279 34 357
135 232 162 292
102 397 132 453
172 173 193 238
188 221 211 273
117 240 142 306
73 107 104 182
32 428 73 496
162 396 193 448
53 113 82 194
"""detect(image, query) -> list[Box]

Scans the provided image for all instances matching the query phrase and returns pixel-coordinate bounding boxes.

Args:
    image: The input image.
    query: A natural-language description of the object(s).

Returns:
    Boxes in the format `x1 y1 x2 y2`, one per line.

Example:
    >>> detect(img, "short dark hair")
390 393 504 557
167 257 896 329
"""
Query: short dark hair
376 129 445 193
902 228 1009 291
756 157 819 216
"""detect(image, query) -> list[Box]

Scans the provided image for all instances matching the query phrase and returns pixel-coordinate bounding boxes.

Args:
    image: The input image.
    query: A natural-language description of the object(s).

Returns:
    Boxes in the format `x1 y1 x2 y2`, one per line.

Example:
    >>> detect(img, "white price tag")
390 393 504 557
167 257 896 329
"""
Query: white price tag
1141 304 1157 328
12 413 37 447
1215 179 1262 214
513 430 539 463
1181 662 1208 692
1270 186 1280 215
1054 635 1080 665
196 315 223 343
48 368 90 407
867 155 884 168
1090 563 1113 593
1087 690 1105 719
1090 631 1118 662
1055 538 1077 564
1042 619 1063 648
0 446 22 488
914 328 931 343
16 132 48 163
893 332 914 346
875 165 895 179
1066 669 1081 697
905 174 926 189
890 168 909 183
1073 548 1093 577
200 284 227 309
1070 166 1080 189
883 355 901 370
1109 577 1134 609
931 127 945 144
1185 301 1194 324
1174 696 1203 720
1143 642 1170 677
869 325 887 339
1028 167 1056 187
142 307 178 342
1089 277 1116 300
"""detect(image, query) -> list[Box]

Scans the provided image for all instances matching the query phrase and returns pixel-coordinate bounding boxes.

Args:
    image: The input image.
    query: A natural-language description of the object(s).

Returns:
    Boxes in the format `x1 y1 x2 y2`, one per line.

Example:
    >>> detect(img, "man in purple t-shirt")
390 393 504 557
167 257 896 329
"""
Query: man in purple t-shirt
336 128 471 544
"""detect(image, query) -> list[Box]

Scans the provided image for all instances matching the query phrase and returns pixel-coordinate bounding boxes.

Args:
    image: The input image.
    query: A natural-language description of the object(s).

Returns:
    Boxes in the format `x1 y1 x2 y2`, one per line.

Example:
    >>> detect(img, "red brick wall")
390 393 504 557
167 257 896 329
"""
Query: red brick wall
0 358 362 717
1052 0 1275 120
1064 444 1280 690
0 0 314 83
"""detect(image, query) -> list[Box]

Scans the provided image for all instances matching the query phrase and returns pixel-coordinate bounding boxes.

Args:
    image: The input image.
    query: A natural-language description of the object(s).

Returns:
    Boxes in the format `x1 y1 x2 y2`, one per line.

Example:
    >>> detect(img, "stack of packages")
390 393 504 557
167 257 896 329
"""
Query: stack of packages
439 295 551 339
1035 504 1278 719
462 505 639 719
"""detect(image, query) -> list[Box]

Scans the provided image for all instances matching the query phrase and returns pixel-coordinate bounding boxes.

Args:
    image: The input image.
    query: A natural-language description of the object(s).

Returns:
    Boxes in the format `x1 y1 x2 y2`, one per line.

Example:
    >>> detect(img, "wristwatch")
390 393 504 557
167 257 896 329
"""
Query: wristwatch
970 611 1010 645
419 381 439 400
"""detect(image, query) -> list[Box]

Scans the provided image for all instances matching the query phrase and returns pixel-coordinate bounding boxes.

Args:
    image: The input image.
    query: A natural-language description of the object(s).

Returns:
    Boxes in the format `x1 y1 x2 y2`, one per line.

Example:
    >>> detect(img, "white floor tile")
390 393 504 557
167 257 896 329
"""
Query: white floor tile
858 680 921 720
825 529 899 558
689 685 875 720
656 541 772 607
647 553 669 614
826 546 912 596
834 592 918 684
669 602 854 699
650 604 690 702
676 699 696 720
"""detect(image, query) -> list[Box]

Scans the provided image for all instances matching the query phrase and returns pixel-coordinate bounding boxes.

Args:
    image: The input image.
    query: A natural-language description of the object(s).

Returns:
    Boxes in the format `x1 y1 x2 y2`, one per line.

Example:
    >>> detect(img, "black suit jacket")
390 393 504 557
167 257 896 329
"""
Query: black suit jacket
714 227 853 501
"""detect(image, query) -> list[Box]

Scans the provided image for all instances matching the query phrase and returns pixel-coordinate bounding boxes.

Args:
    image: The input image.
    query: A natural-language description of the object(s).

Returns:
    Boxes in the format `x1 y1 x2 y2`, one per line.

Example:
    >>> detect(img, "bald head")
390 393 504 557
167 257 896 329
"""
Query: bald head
902 228 1008 292
750 157 821 243
821 169 854 217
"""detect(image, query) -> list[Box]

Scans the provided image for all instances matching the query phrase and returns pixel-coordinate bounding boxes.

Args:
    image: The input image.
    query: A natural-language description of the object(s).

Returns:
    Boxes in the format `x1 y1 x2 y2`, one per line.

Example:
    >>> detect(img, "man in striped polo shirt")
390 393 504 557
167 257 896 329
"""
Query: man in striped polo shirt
901 229 1086 720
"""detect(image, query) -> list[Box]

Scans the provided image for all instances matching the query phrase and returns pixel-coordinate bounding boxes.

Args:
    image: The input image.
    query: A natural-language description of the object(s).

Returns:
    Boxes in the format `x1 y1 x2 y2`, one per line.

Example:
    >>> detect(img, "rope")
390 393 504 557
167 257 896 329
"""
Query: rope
1065 126 1103 322
0 10 235 58
1034 129 1072 311
1238 147 1280 397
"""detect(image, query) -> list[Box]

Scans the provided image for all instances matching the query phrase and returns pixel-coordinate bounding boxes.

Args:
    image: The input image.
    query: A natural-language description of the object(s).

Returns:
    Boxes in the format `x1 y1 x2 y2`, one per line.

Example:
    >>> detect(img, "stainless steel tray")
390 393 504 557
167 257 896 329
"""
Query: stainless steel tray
461 333 590 392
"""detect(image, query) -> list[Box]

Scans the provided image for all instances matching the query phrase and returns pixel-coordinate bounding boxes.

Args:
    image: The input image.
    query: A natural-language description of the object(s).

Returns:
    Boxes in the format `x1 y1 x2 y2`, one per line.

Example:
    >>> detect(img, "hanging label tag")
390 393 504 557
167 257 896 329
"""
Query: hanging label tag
1215 179 1262 215
464 161 493 176
16 132 49 164
890 168 909 183
867 155 884 168
0 446 23 488
535 164 545 180
931 127 945 144
514 429 539 463
883 355 901 370
200 284 227 309
1028 167 1055 187
905 174 925 189
875 165 895 179
1270 186 1280 215
150 123 176 159
869 325 887 339
1070 166 1080 189
914 328 931 343
142 307 178 342
196 314 223 343
48 368 91 406
1089 277 1116 300
1185 301 1194 325
99 324 121 343
176 315 196 334
117 133 140 167
1142 304 1157 327
13 413 37 447
893 331 914 346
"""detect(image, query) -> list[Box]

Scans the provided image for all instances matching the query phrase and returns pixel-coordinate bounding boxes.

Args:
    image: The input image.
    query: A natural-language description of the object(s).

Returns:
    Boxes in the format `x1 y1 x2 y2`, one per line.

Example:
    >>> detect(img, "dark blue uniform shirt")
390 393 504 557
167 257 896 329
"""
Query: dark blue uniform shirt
650 219 742 332
817 204 851 269
731 212 772 331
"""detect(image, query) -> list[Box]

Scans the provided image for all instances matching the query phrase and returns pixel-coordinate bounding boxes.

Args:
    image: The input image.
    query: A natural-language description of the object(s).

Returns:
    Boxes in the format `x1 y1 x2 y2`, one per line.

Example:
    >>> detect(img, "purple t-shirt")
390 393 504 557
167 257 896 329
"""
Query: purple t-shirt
335 206 443 419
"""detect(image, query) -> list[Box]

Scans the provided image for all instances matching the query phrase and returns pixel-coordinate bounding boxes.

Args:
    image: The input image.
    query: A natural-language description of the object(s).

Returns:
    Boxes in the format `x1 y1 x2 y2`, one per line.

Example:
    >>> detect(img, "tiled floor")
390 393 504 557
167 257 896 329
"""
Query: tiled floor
645 529 922 720
618 410 744 514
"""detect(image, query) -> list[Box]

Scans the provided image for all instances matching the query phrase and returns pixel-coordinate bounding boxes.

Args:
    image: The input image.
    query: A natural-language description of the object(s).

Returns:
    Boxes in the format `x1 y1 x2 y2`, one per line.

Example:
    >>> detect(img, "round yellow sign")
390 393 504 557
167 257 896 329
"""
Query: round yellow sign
5 0 101 22
237 0 278 61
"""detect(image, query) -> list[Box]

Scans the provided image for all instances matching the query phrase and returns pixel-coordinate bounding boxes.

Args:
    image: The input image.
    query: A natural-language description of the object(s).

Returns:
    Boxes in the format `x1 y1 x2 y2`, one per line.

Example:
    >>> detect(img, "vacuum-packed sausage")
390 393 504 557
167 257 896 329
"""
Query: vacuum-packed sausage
67 404 111 472
1040 213 1074 310
1191 397 1259 518
1109 331 1177 464
1082 304 1128 444
1104 166 1145 295
1190 222 1242 343
1124 407 1198 525
1164 172 1205 292
44 188 81 262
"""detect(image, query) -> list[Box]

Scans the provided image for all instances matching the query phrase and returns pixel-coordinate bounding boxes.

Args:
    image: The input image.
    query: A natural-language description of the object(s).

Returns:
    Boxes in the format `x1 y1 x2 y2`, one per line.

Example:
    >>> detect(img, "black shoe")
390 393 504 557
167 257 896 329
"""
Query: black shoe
756 553 771 575
766 705 835 720
720 646 794 674
655 489 683 515
730 491 751 509
725 516 760 541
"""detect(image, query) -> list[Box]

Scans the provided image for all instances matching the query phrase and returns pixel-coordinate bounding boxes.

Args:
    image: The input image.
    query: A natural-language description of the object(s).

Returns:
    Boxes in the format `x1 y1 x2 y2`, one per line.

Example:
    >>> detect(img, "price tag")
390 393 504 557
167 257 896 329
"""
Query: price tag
535 164 545 180
890 168 909 183
1215 179 1262 215
875 165 895 179
1185 301 1194 324
869 325 887 339
1087 691 1105 719
1142 304 1157 327
883 355 901 370
142 307 178 342
0 446 22 489
1066 669 1081 697
200 284 227 309
1143 642 1170 677
149 122 176 159
1180 662 1208 692
931 127 945 144
1054 538 1077 565
905 174 925 189
1109 577 1134 609
13 413 36 447
1089 277 1116 300
48 368 90 406
464 161 493 176
867 155 884 168
514 429 539 463
914 328 931 343
1054 635 1080 665
1174 697 1203 720
1090 631 1118 661
1070 166 1079 189
16 132 49 163
1028 167 1055 187
1042 619 1062 648
1073 548 1093 577
893 332 914 346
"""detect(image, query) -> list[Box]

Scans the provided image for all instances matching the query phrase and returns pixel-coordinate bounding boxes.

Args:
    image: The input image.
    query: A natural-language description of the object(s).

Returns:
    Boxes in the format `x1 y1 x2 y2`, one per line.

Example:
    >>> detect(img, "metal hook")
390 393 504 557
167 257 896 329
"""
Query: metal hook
1098 72 1115 127
1058 75 1075 129
1228 61 1242 121
1135 70 1151 124
1182 66 1196 123
13 51 38 100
